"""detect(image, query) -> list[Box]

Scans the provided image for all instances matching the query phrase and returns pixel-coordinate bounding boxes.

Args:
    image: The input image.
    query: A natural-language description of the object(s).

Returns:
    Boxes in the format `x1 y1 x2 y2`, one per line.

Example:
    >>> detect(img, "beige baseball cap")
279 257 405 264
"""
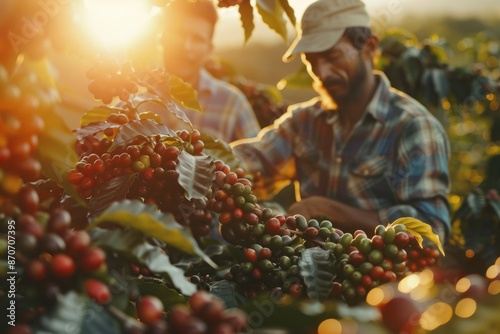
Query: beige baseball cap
283 0 370 62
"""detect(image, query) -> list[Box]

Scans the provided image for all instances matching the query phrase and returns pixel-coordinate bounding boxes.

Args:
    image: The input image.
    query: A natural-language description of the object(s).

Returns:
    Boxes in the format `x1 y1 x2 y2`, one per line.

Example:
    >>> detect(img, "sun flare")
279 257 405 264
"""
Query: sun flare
83 0 153 48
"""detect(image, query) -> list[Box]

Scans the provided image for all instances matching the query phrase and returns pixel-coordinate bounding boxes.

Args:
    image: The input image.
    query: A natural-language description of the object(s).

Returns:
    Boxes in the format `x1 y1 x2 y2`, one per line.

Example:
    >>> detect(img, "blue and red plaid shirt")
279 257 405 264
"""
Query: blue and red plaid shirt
137 69 260 143
169 70 260 142
232 72 451 235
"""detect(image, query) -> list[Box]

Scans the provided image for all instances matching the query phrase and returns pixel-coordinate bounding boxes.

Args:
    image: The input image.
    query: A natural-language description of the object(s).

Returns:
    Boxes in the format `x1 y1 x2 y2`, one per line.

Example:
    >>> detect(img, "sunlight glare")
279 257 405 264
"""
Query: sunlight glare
83 0 152 48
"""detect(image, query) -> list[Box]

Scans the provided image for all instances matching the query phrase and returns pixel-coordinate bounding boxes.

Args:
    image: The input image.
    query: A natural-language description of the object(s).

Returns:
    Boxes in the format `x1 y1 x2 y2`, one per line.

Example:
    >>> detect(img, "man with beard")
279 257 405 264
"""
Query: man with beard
231 0 451 241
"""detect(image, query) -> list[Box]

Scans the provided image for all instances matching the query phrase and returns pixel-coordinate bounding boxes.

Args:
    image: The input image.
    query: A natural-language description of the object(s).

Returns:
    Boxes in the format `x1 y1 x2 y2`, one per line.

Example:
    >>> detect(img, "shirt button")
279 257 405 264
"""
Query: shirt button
336 156 342 163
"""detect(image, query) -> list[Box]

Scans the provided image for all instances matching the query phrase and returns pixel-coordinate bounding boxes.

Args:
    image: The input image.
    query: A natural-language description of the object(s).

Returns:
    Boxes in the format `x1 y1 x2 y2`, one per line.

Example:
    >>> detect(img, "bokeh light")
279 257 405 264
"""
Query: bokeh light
398 274 421 293
488 280 500 295
420 302 453 331
456 277 471 293
455 298 477 318
318 318 342 334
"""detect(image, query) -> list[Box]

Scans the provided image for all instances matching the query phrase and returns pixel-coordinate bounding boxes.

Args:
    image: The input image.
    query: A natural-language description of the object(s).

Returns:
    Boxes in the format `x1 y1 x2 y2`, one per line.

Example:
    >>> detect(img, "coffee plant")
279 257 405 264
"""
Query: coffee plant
1 1 500 334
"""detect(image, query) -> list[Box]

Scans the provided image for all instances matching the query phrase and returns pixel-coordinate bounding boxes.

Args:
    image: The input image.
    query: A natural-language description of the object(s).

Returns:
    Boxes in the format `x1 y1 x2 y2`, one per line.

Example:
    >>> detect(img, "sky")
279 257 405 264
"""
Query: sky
214 0 500 47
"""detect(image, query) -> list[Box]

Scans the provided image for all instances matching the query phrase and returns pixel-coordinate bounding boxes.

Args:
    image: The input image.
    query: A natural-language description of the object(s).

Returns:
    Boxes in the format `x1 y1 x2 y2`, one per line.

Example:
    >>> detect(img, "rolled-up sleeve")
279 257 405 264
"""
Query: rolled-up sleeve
231 110 298 181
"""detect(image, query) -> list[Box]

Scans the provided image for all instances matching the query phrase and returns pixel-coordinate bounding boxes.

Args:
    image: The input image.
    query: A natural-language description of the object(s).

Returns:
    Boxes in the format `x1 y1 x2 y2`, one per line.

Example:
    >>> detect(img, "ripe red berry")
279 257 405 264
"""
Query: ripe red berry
47 208 72 235
265 218 281 235
65 231 91 256
393 232 410 248
371 235 385 250
218 212 232 225
304 226 319 239
289 283 303 297
243 212 259 225
137 295 164 325
233 208 244 220
26 259 47 281
258 247 272 260
78 247 106 273
51 254 76 279
244 248 258 262
85 279 111 305
18 186 39 214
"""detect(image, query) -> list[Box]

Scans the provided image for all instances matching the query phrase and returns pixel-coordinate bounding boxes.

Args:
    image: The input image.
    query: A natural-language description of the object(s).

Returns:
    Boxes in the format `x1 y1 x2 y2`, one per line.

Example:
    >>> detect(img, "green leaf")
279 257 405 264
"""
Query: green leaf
74 121 121 141
298 248 337 301
238 0 255 42
278 0 296 26
37 103 82 205
277 65 313 90
209 280 243 309
136 281 187 310
92 228 197 296
81 301 121 334
88 173 139 219
388 217 445 256
37 291 86 334
81 106 123 126
170 74 203 113
401 48 423 92
138 69 196 128
199 133 240 170
488 200 500 220
89 200 217 268
257 0 288 41
466 191 486 216
177 150 215 200
109 119 176 151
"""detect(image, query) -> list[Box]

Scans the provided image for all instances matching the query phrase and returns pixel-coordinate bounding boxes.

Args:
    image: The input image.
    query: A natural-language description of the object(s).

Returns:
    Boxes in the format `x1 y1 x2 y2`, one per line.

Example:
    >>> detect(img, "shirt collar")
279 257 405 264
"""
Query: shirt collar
365 71 391 124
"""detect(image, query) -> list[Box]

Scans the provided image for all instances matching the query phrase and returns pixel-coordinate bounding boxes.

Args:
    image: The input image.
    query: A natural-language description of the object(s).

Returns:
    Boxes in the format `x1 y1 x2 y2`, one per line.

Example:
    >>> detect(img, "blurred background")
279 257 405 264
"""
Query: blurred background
212 0 500 104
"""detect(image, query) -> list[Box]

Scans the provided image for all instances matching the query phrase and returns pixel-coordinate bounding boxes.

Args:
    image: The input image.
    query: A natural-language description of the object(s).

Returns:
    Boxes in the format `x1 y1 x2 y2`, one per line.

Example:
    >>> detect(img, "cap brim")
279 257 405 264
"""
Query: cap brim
282 29 345 63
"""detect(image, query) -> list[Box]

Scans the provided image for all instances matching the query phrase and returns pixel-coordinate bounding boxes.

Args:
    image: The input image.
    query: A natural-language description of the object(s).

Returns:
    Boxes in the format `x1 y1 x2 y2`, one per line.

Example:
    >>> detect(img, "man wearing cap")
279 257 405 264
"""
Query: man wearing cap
231 0 450 241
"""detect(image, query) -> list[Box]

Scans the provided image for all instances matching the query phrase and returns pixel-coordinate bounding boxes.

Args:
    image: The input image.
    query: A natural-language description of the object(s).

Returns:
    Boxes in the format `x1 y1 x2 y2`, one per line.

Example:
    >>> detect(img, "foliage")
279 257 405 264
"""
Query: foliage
1 2 500 334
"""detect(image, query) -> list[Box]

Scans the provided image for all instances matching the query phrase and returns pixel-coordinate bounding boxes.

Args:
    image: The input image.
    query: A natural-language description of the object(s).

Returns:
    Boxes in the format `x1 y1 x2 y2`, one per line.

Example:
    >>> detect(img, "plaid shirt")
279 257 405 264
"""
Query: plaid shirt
232 72 451 234
171 70 260 142
137 70 260 142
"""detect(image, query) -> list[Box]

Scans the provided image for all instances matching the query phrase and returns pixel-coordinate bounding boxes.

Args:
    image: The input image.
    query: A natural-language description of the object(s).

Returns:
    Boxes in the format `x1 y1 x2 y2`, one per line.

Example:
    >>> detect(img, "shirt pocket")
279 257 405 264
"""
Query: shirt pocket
348 155 393 204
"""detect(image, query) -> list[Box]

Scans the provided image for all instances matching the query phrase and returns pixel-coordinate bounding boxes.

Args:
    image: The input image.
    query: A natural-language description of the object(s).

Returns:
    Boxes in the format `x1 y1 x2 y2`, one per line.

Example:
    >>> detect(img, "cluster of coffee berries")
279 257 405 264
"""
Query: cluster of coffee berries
0 189 109 325
189 274 213 291
74 135 112 158
220 213 442 304
217 0 243 8
225 234 306 298
68 134 215 236
0 64 52 203
326 223 439 304
176 129 205 156
406 244 441 272
206 162 261 245
124 292 247 334
87 59 139 104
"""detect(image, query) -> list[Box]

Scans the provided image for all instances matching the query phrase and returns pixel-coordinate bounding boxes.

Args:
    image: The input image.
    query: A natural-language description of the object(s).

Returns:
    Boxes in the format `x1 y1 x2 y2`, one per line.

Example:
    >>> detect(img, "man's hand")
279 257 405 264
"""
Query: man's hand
287 196 381 235
287 196 337 221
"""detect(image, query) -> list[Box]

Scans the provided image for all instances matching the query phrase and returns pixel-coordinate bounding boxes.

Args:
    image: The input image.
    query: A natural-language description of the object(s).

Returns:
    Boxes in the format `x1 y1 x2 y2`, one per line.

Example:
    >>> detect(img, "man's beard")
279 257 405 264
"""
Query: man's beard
315 53 368 108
